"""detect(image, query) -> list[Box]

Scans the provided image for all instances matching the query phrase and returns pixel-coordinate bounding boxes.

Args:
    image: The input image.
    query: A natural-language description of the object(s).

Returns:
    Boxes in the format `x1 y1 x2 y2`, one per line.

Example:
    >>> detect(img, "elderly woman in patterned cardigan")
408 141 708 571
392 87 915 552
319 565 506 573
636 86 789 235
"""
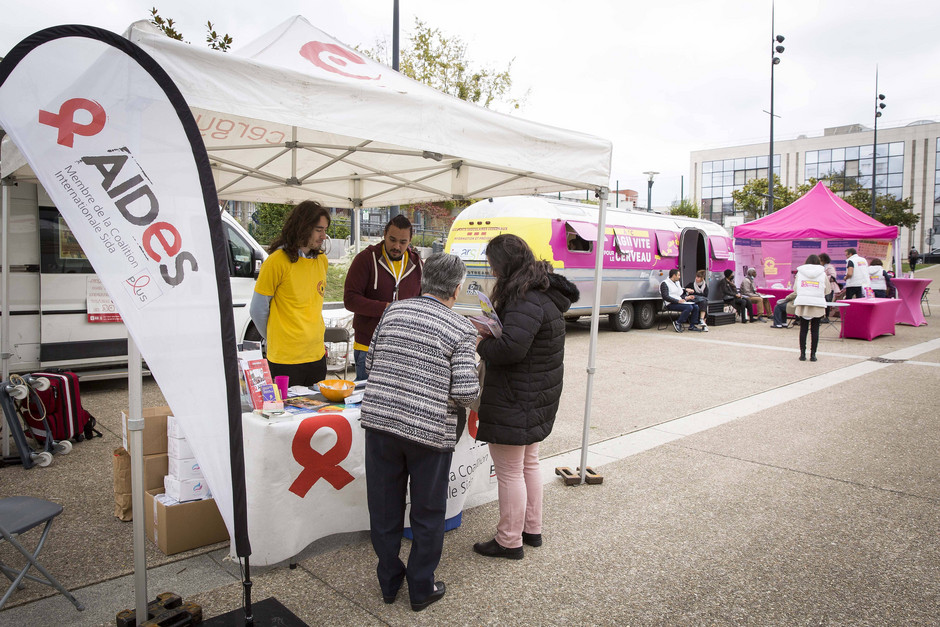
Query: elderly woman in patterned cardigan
360 253 480 612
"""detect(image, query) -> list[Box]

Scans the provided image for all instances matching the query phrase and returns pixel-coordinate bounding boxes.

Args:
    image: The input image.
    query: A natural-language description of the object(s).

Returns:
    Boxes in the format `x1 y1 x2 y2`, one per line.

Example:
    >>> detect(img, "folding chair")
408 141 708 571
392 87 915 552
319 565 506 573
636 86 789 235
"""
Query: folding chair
0 496 83 611
922 287 931 317
324 326 352 380
656 300 681 331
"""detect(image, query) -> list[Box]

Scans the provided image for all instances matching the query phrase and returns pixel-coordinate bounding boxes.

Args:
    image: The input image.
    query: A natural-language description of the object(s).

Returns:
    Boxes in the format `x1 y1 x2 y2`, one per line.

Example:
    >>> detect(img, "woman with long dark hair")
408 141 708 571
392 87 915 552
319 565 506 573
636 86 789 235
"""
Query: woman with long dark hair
250 201 332 385
472 234 579 560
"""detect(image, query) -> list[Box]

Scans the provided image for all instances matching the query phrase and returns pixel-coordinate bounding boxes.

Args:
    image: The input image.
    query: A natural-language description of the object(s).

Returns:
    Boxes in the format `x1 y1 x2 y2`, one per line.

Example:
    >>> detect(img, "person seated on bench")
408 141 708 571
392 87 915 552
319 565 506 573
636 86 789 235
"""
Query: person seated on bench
867 258 893 298
660 269 703 332
718 269 753 323
684 269 709 331
771 292 796 328
739 268 771 322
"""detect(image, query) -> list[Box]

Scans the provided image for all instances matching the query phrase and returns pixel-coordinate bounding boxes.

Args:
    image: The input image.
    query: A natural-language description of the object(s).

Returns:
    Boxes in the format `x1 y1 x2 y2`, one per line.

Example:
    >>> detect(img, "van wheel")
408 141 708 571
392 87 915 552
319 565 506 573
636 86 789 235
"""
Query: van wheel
634 301 657 329
609 303 634 332
244 325 262 343
244 325 266 357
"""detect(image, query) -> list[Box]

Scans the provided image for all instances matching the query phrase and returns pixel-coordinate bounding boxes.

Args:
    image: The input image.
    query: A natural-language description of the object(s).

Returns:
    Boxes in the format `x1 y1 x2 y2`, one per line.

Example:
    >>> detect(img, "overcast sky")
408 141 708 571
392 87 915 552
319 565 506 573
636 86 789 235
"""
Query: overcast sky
3 0 939 207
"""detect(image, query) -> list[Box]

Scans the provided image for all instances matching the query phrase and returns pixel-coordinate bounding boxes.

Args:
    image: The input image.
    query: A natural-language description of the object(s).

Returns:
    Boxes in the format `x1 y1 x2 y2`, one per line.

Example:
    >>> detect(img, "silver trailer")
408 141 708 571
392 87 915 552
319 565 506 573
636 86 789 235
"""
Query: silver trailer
445 196 734 331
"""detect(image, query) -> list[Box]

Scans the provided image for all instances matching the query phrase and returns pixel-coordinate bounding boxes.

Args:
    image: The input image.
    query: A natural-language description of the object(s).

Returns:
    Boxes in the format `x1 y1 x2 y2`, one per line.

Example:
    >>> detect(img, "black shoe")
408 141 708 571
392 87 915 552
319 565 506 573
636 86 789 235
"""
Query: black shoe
672 319 683 333
522 532 543 547
383 579 403 604
799 353 806 361
473 538 524 560
810 354 817 362
411 581 446 612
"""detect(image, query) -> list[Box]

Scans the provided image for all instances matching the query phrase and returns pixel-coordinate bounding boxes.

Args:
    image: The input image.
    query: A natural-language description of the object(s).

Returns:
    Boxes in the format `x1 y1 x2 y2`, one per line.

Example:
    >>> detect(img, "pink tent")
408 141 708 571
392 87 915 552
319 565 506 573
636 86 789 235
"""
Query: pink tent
734 181 899 240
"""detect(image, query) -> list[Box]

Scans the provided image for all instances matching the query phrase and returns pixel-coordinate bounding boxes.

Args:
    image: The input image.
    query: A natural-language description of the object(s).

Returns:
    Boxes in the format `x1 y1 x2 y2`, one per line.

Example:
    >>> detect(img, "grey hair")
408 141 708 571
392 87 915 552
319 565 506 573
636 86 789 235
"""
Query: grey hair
421 253 467 300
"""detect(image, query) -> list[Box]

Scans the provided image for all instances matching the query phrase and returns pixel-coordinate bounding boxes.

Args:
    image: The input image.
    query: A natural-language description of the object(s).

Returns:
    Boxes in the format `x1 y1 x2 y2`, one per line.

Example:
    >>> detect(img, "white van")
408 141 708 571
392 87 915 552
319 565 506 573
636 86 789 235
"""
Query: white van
1 181 267 376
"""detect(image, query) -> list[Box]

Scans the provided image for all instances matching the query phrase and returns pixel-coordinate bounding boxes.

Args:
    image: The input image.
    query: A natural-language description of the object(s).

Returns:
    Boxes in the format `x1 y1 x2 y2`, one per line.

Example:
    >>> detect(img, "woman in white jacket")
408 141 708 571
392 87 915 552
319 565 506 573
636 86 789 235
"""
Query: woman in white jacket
793 254 832 362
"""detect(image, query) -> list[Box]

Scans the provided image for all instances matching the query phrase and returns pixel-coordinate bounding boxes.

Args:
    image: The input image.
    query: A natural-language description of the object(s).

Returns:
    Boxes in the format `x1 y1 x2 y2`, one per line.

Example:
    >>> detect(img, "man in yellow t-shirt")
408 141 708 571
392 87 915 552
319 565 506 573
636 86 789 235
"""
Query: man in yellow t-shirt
250 201 331 386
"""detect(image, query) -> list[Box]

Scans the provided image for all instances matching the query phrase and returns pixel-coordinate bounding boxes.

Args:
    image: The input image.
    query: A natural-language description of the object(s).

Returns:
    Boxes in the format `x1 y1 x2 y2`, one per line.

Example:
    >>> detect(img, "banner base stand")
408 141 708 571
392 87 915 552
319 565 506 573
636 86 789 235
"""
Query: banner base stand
202 597 307 626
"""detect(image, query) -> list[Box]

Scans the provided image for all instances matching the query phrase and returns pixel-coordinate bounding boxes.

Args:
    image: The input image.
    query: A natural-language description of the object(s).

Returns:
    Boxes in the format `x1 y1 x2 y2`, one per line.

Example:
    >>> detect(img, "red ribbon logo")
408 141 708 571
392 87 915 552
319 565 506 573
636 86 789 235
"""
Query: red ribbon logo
289 414 354 497
299 41 380 80
38 98 106 147
468 410 479 439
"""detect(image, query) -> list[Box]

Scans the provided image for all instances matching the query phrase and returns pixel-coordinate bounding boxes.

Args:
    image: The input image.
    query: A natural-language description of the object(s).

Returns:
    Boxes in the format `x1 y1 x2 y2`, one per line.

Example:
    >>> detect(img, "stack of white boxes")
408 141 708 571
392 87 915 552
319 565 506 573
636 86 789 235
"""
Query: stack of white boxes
164 416 209 502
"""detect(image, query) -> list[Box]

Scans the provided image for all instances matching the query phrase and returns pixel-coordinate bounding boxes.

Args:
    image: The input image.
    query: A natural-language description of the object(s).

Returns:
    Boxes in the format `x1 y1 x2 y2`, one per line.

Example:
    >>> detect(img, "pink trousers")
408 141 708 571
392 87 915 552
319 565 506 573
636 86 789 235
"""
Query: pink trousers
488 442 542 549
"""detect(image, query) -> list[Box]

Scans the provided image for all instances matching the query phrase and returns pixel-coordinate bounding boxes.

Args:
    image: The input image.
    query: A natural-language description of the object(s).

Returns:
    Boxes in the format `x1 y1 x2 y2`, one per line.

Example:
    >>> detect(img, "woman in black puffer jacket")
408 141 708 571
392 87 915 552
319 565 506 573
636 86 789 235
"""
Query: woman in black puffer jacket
472 234 579 560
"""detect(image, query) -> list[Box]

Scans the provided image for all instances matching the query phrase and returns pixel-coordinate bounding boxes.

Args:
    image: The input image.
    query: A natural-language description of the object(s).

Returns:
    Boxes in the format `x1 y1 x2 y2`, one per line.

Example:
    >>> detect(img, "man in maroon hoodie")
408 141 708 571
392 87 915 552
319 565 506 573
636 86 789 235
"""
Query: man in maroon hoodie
344 215 423 380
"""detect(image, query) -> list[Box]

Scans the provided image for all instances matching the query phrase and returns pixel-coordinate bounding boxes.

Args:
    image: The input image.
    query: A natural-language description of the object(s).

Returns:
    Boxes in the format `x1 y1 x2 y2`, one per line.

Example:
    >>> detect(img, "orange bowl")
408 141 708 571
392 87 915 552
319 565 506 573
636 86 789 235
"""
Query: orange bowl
318 379 355 402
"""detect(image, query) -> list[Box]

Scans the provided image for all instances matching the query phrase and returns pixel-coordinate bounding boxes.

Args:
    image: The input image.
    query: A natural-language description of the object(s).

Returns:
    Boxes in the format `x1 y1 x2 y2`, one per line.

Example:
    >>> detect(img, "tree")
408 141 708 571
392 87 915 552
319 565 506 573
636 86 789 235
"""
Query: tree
668 199 699 218
731 175 813 220
815 167 919 229
251 203 292 246
251 203 351 247
362 18 526 110
149 8 233 51
842 189 920 230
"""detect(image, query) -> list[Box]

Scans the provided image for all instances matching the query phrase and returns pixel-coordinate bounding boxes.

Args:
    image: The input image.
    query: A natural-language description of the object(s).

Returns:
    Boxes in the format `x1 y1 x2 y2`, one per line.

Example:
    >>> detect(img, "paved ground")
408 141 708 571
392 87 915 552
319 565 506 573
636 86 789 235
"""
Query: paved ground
1 265 938 626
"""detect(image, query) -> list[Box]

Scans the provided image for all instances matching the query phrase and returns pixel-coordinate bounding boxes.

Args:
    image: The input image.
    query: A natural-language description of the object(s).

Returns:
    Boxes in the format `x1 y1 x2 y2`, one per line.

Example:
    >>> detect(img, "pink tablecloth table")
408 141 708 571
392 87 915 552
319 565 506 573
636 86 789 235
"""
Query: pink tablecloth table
838 298 901 340
891 277 931 326
760 287 793 312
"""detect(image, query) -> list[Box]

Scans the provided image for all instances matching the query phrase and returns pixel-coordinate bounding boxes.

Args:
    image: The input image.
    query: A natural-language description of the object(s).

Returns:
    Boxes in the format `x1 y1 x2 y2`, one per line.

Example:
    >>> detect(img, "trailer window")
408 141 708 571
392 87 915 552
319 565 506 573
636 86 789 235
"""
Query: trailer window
709 236 731 260
655 230 679 257
39 207 94 274
613 227 632 255
565 221 596 253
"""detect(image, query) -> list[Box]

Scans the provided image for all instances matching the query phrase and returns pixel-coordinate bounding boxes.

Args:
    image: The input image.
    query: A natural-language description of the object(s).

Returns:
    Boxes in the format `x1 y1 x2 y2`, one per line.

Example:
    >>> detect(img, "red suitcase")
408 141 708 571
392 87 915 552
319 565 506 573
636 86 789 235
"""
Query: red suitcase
17 371 100 443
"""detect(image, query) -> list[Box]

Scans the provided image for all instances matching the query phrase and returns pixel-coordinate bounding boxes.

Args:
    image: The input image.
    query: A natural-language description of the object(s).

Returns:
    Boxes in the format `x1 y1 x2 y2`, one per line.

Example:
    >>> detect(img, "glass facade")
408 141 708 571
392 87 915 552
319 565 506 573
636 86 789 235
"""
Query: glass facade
700 155 780 224
804 141 904 200
934 138 940 249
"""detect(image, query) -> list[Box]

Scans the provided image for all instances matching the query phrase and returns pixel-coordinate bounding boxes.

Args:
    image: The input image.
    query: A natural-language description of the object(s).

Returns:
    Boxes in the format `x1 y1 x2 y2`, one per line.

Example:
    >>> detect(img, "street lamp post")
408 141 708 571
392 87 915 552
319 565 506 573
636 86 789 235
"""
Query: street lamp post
769 3 785 214
871 68 886 218
392 0 400 71
643 171 658 212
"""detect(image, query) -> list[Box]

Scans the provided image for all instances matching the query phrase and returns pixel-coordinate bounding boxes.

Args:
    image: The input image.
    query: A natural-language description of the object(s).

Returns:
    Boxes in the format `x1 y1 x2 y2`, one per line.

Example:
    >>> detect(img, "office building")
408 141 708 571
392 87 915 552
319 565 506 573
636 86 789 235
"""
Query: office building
690 120 940 251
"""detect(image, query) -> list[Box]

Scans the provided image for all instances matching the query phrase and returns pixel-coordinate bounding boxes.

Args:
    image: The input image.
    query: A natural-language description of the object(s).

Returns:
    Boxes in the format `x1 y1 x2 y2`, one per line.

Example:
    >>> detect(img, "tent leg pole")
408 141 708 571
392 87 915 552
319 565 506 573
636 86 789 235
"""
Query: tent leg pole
242 556 253 625
579 189 609 484
1 181 10 459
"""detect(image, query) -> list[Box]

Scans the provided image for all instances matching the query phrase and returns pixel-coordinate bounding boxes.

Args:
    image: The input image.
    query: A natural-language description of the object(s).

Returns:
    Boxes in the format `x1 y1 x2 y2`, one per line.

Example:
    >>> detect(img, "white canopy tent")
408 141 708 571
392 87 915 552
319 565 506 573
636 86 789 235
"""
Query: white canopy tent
1 16 612 477
4 16 611 207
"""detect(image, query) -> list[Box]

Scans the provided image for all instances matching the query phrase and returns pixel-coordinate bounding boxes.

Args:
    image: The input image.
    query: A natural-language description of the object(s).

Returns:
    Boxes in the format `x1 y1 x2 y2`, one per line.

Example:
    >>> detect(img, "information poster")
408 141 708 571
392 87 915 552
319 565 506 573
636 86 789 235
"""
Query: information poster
86 276 122 323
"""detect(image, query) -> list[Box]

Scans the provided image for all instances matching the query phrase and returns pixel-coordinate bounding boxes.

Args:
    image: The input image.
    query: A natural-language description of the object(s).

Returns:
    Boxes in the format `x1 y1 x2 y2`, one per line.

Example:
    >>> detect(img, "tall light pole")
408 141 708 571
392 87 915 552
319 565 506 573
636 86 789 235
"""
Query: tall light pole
768 2 785 214
392 0 400 71
643 171 658 212
871 68 886 218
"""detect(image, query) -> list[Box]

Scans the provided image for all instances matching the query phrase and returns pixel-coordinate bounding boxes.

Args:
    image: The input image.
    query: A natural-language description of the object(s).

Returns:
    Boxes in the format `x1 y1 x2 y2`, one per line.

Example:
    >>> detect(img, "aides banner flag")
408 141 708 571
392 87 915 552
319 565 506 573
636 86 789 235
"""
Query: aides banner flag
0 26 249 555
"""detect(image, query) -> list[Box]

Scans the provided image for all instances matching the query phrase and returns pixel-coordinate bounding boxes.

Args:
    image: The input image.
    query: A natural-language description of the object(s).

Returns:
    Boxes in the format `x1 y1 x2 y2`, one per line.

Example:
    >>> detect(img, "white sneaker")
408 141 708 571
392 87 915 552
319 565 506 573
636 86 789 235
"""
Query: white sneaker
700 323 709 332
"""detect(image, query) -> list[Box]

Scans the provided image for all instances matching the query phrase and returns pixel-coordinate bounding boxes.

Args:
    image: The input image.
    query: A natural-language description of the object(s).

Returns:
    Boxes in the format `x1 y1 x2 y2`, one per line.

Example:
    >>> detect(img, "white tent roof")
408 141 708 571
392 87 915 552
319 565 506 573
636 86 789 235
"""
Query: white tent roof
2 16 612 207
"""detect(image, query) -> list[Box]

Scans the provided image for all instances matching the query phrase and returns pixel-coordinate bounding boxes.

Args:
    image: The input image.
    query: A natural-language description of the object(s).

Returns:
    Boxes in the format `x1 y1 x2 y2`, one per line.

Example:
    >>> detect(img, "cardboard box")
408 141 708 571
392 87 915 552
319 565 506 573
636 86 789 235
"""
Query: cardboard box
167 435 193 460
122 406 171 456
166 415 186 440
145 489 228 555
143 454 170 491
164 475 209 502
168 456 204 482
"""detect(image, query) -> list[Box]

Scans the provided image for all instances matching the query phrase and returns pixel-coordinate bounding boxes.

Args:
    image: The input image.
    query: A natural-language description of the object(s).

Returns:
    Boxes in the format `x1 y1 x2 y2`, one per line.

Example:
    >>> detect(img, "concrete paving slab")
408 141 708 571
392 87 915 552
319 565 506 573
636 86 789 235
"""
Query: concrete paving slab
0 548 239 627
2 264 937 624
672 365 940 502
